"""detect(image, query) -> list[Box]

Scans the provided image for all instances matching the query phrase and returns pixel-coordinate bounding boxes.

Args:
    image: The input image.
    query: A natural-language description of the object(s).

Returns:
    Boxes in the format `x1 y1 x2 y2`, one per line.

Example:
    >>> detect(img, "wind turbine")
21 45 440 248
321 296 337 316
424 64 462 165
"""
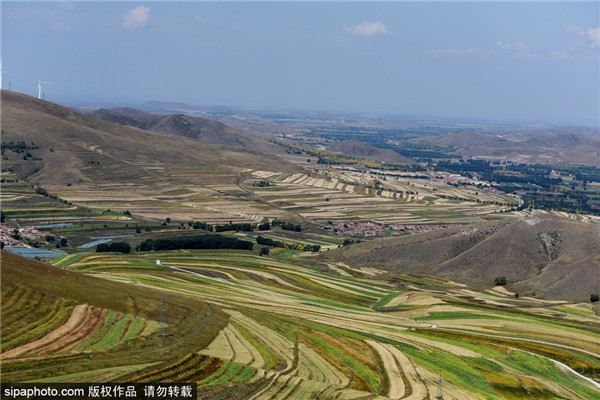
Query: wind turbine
0 59 8 90
37 79 52 99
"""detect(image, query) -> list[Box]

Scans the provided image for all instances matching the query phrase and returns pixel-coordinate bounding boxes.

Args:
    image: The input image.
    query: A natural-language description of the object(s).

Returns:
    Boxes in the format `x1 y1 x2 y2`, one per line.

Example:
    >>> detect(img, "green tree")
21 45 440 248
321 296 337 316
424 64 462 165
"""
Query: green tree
96 243 110 252
494 276 507 286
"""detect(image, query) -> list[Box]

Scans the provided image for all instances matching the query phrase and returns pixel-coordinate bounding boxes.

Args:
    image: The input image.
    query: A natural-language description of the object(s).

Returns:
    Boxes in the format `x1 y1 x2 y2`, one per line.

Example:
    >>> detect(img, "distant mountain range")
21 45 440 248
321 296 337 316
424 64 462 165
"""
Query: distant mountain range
413 130 600 166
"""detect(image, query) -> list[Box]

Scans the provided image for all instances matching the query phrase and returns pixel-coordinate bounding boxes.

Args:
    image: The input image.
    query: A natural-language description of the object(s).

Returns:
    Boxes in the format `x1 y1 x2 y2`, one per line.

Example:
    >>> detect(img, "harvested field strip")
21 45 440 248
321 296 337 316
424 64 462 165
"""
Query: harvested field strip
372 292 407 309
297 330 378 393
229 311 294 371
295 343 347 385
472 367 555 400
273 271 374 307
367 340 405 399
298 271 392 293
232 322 278 370
257 375 298 399
297 275 382 299
223 325 263 367
2 304 87 359
35 306 104 354
386 345 426 400
2 299 74 351
200 329 234 361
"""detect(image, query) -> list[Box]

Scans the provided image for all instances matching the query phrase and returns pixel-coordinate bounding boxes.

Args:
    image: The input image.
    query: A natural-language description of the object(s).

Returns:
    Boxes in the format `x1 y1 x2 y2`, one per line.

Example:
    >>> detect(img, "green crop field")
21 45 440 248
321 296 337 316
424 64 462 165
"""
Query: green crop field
3 246 597 399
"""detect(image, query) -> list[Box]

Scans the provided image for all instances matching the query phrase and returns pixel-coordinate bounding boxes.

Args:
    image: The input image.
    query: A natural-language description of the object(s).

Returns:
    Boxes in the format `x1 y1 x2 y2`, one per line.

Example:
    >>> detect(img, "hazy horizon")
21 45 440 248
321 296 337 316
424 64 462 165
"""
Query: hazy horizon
2 1 599 127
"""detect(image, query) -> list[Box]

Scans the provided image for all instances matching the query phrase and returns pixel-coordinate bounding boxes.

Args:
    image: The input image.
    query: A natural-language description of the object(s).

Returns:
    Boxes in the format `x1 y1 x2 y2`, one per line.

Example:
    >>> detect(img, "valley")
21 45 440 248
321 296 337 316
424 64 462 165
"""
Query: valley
1 91 599 399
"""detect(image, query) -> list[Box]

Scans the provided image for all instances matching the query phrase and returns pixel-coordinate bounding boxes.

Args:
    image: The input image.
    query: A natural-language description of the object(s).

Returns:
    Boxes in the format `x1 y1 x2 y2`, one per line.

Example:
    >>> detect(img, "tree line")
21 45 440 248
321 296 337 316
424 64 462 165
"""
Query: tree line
138 235 253 251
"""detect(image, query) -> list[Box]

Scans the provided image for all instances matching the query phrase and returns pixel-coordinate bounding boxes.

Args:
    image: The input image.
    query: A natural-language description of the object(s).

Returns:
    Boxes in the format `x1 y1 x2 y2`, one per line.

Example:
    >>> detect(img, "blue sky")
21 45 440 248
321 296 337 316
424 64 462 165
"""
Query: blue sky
2 1 599 126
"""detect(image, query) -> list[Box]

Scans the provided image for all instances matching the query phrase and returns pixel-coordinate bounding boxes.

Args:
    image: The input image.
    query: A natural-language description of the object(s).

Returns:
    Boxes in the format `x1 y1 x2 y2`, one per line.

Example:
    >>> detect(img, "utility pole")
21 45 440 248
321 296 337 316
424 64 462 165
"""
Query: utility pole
159 293 166 337
436 372 444 399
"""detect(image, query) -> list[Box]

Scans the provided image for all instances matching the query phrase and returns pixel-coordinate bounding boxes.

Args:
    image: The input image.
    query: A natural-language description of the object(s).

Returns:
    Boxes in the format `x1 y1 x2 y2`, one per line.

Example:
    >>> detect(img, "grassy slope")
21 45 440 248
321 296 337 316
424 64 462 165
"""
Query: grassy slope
0 250 229 381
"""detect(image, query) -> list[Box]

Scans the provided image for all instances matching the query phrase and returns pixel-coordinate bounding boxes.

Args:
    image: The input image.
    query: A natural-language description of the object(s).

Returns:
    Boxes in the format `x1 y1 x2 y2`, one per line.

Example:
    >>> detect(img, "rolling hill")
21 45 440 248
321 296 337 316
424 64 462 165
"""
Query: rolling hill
1 90 298 189
326 139 413 164
324 213 600 302
87 107 273 149
0 250 228 381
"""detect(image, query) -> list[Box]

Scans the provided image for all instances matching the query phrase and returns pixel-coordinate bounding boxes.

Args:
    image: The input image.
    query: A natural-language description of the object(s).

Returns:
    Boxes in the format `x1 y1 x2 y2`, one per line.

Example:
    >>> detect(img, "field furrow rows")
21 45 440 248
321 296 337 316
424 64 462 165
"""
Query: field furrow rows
3 304 88 358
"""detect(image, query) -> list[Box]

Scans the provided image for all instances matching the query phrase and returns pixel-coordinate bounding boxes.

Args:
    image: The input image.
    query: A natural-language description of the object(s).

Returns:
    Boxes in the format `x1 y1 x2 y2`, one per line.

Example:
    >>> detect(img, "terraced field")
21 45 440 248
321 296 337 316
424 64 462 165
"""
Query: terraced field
10 249 595 399
249 169 516 224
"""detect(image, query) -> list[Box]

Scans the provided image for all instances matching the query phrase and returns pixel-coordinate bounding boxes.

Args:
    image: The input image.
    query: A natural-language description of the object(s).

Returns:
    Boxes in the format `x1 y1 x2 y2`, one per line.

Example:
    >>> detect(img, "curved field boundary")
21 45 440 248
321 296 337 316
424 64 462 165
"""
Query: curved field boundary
85 314 134 351
127 353 222 383
228 310 294 372
226 325 264 368
200 329 234 361
2 295 61 344
76 309 117 351
3 304 88 358
295 343 347 386
367 340 406 399
2 299 74 352
36 306 104 354
200 325 265 369
232 322 278 370
385 346 427 400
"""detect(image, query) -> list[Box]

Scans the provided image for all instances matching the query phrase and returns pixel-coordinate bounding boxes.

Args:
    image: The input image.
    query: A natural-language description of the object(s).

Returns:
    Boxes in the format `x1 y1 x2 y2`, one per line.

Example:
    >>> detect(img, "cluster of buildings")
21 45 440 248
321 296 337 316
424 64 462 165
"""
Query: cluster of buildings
435 173 492 188
0 225 62 248
323 221 459 237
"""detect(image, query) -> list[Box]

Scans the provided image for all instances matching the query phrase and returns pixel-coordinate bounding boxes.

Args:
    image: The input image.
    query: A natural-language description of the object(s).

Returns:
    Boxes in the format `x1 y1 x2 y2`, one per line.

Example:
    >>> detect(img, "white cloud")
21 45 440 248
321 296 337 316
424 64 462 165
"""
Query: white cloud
566 25 600 48
123 6 150 30
587 27 600 48
345 21 390 36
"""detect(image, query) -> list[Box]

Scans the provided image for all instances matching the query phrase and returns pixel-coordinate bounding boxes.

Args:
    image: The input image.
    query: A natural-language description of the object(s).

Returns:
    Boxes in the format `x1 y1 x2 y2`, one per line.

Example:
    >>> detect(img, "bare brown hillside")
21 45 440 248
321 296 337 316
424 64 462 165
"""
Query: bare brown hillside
87 108 277 150
326 140 413 164
1 91 298 188
324 213 600 302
